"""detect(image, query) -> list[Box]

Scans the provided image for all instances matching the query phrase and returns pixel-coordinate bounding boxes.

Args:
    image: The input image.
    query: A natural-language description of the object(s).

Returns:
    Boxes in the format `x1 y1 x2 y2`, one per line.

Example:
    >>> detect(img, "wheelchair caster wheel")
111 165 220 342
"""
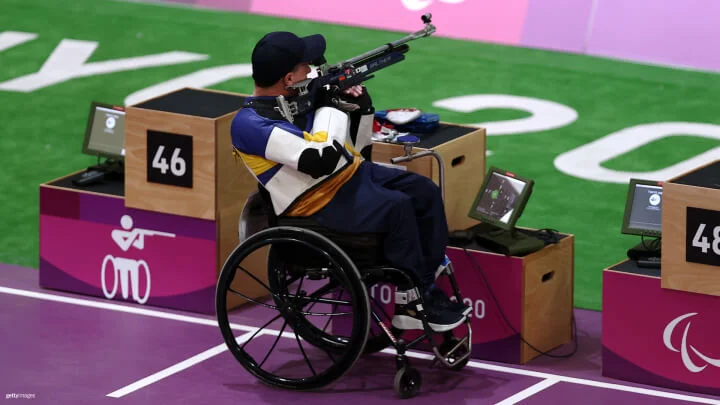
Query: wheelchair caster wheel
394 367 421 399
443 337 470 371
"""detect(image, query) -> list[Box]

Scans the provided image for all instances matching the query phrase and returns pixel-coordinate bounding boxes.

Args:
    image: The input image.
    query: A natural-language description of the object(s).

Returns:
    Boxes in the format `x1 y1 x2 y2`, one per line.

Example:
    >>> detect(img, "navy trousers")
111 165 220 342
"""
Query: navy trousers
310 161 449 288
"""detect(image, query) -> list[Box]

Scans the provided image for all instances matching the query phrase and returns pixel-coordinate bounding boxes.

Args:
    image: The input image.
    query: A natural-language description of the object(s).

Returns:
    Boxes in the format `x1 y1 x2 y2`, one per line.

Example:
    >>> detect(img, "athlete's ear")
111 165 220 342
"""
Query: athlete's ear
283 72 294 87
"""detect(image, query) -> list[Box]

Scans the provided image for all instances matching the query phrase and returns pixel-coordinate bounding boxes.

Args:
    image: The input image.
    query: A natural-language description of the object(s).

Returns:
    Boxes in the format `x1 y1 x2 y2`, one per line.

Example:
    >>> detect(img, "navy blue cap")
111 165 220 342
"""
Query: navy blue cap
251 31 326 87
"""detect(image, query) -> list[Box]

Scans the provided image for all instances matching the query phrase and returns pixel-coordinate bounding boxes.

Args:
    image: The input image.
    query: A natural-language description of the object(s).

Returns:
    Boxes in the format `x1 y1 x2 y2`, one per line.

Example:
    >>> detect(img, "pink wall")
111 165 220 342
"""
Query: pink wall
520 0 595 53
249 0 530 46
155 0 720 72
586 0 720 72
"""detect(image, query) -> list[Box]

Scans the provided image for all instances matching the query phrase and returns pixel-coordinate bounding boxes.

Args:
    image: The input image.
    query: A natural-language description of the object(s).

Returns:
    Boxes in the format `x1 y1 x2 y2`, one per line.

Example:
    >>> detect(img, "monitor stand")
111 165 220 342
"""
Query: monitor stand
91 158 124 177
73 158 124 187
627 238 661 269
472 222 545 256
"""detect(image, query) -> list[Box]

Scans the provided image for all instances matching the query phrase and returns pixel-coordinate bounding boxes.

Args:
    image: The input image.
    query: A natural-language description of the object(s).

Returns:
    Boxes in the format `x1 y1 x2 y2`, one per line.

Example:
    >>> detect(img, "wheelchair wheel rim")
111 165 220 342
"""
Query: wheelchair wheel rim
215 226 371 390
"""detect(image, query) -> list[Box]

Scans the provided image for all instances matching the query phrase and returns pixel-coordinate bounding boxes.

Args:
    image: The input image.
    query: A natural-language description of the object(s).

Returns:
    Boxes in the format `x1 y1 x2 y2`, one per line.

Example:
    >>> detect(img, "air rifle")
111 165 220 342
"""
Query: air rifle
275 13 437 123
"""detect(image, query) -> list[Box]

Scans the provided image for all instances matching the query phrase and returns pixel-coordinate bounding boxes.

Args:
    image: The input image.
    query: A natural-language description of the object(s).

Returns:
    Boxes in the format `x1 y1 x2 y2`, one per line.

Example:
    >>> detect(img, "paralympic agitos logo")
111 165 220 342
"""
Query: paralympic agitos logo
663 313 720 373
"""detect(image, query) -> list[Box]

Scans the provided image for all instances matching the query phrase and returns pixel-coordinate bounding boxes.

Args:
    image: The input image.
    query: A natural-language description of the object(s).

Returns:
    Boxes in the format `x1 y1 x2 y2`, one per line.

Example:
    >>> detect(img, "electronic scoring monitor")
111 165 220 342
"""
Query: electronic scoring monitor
468 166 534 231
82 102 126 160
621 178 663 238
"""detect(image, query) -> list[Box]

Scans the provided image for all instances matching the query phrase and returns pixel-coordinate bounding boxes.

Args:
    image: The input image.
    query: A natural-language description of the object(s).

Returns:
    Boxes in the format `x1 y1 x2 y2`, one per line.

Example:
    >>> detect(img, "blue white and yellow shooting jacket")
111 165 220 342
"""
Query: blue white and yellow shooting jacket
230 97 374 217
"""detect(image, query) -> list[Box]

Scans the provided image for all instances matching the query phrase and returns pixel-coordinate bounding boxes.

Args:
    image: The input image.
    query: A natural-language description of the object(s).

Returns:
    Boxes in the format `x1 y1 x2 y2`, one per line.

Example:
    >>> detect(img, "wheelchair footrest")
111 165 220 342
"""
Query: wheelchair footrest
430 321 473 370
432 335 471 368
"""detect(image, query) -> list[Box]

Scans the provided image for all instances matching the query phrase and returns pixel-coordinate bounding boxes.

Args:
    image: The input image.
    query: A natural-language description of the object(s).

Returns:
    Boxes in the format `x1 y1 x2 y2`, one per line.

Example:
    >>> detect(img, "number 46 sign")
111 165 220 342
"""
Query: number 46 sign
687 207 720 267
146 130 193 188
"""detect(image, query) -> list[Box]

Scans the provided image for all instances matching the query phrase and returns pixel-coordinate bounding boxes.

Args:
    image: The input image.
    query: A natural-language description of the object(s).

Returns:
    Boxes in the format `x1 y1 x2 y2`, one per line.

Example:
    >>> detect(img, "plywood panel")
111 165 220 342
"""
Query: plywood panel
371 142 433 177
520 235 574 363
125 108 217 220
434 127 485 231
371 127 486 231
661 182 720 296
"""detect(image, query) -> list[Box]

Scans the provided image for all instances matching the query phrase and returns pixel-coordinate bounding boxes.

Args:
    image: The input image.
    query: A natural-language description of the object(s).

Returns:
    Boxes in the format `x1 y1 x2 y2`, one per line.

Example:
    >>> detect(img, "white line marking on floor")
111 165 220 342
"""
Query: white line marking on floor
494 378 559 405
558 376 720 404
3 285 720 404
388 350 720 404
106 331 258 398
0 286 254 332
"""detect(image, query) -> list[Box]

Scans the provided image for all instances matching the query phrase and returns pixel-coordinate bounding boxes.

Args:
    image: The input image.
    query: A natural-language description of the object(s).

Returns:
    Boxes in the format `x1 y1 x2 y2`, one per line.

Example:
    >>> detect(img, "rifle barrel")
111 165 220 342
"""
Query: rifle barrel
343 21 435 66
352 44 409 66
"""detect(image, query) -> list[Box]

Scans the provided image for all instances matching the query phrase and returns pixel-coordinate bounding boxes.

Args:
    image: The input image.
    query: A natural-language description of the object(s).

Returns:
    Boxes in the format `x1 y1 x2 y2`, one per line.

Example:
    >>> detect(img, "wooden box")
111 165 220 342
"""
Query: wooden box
371 124 486 231
661 160 720 296
363 229 575 364
124 88 261 286
125 87 250 219
444 232 575 364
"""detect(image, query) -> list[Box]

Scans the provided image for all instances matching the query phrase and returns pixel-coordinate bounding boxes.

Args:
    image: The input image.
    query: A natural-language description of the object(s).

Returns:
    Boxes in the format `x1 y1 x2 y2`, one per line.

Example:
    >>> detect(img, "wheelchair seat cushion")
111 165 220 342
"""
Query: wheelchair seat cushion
255 183 386 268
275 216 386 269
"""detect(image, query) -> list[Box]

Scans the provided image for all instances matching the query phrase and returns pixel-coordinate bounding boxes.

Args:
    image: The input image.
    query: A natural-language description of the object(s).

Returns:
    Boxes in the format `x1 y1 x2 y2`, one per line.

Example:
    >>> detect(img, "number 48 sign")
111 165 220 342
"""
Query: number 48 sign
146 130 193 188
687 207 720 267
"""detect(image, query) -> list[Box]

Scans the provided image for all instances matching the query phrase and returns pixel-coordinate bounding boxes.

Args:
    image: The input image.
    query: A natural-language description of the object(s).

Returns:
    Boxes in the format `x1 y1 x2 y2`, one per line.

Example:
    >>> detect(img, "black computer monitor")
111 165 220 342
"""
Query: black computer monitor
621 179 663 238
82 102 126 161
468 166 534 231
465 167 543 256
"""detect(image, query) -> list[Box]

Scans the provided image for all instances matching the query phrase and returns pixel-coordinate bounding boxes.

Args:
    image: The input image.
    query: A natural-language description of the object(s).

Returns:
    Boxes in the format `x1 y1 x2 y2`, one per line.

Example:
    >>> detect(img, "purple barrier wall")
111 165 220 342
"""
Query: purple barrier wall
248 0 530 46
153 0 720 72
586 0 720 71
520 0 595 54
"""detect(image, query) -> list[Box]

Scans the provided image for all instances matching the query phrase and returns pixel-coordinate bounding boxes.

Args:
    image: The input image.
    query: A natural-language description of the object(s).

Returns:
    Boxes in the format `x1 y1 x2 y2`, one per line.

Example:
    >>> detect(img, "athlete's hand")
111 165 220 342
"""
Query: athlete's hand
339 85 373 114
343 85 364 98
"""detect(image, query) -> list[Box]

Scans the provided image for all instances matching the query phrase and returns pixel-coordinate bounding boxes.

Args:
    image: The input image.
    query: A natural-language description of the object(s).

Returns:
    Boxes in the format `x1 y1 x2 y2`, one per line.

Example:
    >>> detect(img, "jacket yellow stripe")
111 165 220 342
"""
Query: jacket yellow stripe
303 130 329 142
235 149 277 175
235 130 336 177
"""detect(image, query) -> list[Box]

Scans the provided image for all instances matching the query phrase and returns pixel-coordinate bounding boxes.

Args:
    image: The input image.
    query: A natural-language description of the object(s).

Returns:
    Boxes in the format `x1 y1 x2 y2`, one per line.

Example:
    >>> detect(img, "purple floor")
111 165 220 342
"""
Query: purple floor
1 263 719 405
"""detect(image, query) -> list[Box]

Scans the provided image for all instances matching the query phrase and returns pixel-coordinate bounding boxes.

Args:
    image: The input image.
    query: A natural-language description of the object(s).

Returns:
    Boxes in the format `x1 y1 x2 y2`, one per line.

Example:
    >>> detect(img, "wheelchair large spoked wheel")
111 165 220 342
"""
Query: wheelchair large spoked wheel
269 250 403 355
216 226 371 391
266 246 356 354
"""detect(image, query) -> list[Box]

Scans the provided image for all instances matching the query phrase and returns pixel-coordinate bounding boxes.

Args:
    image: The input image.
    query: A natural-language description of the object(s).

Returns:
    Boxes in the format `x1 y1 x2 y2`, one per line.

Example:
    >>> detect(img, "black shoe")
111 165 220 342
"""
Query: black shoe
392 292 466 332
427 286 472 316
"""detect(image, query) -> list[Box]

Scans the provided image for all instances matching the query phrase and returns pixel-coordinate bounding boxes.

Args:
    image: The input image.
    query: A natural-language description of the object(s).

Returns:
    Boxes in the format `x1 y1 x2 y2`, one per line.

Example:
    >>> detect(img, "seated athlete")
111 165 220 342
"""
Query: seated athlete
230 31 470 332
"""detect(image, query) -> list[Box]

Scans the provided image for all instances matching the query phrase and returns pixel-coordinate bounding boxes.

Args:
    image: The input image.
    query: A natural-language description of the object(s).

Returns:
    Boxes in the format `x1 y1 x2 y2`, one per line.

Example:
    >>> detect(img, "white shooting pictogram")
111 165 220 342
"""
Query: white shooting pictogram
101 215 175 304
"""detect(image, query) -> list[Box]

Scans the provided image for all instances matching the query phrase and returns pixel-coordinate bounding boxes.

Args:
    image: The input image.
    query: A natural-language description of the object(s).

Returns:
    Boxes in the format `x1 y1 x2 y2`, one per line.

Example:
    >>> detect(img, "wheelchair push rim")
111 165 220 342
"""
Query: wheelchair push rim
215 226 371 391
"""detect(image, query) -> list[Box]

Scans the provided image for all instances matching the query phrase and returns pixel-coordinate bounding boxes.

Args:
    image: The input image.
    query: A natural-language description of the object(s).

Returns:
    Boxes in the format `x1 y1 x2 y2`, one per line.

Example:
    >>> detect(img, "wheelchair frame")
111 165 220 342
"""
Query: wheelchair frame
216 138 472 398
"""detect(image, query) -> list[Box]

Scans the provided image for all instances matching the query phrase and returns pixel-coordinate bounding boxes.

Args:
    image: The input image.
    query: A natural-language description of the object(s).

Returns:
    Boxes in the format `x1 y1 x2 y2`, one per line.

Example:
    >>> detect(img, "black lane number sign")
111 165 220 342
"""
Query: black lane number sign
147 130 193 188
687 207 720 267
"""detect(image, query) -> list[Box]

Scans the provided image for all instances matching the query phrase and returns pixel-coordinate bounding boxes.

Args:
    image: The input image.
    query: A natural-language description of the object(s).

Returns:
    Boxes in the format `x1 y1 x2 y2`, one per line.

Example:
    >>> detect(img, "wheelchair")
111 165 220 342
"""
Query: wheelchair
215 139 472 399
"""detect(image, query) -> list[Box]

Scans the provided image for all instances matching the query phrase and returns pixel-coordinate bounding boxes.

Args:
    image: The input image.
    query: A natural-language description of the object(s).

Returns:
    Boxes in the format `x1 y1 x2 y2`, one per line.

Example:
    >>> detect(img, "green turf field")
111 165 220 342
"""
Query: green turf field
2 0 720 310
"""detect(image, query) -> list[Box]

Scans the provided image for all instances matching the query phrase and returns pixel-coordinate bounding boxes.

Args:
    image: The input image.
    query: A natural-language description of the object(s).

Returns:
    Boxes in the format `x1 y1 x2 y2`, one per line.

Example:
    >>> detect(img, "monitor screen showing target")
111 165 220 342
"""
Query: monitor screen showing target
468 167 534 231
